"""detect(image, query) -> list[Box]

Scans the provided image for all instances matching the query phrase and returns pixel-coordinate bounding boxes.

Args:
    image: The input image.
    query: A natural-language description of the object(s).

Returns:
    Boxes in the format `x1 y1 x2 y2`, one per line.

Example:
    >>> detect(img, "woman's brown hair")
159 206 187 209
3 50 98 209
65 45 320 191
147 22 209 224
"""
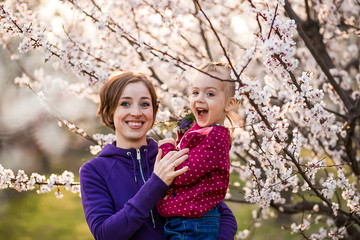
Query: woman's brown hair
97 71 159 130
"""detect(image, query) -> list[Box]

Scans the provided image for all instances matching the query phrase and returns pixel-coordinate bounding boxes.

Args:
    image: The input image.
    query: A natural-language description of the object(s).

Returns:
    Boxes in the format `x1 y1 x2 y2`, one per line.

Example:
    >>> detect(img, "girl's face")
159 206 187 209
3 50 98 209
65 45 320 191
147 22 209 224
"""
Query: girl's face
113 82 154 149
190 71 235 128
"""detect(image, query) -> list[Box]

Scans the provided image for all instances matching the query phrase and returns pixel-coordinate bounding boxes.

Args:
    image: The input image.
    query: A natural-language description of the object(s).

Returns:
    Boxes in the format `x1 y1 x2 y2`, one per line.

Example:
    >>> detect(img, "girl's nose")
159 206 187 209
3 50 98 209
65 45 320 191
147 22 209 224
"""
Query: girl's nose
196 93 205 103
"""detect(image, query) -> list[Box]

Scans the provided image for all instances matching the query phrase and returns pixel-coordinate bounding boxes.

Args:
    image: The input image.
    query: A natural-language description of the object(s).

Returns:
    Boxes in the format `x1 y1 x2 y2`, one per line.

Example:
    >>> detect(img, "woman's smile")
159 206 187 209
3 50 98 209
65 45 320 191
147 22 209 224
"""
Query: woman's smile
126 120 144 128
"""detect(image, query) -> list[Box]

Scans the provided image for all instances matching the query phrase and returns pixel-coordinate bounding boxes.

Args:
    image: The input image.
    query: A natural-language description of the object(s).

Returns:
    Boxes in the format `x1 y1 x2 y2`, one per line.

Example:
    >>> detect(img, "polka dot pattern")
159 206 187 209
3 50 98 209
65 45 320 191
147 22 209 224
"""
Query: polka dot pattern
157 123 231 218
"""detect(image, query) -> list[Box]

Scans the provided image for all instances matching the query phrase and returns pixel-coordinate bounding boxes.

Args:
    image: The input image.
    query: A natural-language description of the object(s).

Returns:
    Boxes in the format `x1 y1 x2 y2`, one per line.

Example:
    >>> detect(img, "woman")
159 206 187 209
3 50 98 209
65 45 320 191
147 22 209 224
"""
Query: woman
80 71 237 239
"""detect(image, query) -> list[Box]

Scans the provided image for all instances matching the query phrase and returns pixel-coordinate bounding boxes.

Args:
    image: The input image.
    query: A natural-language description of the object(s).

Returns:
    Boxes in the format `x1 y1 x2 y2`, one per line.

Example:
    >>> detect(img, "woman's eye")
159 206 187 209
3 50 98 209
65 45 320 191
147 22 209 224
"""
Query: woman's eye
140 102 150 107
120 102 130 107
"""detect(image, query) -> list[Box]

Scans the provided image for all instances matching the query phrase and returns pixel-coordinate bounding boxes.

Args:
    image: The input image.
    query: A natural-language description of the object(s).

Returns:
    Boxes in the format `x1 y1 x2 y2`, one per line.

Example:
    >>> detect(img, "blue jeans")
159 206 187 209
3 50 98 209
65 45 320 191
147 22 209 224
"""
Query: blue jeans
164 207 220 240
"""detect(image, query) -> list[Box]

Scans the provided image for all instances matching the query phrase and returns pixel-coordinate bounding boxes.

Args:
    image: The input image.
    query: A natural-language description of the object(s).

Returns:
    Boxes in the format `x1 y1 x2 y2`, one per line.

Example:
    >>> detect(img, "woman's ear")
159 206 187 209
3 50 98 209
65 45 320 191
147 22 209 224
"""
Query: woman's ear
225 97 237 112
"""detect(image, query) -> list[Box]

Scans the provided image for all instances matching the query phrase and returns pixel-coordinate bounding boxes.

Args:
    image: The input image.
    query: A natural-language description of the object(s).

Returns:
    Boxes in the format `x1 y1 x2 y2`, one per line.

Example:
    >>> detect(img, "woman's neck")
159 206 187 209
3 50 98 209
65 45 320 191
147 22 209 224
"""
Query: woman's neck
115 138 147 149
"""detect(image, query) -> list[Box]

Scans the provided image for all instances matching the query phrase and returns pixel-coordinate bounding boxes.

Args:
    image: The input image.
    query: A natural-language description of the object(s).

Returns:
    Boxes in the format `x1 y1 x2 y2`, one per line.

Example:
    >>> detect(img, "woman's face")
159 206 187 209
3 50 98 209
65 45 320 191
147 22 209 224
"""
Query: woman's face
113 82 154 149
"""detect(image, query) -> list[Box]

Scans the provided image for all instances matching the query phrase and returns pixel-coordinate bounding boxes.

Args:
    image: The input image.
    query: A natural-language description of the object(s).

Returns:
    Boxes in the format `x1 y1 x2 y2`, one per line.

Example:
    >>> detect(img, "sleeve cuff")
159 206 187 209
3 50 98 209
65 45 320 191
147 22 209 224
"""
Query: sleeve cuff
129 173 170 211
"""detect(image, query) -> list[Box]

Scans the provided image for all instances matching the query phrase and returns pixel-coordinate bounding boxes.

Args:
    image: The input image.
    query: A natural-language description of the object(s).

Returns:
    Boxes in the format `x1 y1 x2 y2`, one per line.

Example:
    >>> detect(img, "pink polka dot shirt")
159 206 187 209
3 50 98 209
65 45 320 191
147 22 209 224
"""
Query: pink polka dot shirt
157 123 231 218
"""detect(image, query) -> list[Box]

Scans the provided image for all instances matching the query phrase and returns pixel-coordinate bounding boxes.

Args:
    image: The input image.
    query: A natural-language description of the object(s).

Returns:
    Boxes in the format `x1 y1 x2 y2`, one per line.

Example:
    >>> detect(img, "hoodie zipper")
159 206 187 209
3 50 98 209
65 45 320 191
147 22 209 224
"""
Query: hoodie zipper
136 149 146 183
136 149 156 229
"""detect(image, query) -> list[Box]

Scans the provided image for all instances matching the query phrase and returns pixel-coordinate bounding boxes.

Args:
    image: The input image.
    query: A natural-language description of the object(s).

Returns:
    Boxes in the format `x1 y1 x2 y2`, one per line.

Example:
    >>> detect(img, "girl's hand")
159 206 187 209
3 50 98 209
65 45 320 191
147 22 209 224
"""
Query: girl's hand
153 148 189 186
158 138 176 147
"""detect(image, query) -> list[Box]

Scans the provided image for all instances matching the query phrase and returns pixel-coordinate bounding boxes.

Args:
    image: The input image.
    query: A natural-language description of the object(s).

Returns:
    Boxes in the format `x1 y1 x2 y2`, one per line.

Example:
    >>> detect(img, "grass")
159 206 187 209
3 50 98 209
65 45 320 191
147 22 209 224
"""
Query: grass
0 190 93 240
226 201 300 240
0 188 303 239
0 155 322 240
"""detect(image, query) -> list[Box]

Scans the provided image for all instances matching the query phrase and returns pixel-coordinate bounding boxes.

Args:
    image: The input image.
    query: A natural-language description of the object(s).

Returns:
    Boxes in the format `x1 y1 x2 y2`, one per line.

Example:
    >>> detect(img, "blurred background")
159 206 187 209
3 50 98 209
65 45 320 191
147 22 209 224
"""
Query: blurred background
0 40 94 239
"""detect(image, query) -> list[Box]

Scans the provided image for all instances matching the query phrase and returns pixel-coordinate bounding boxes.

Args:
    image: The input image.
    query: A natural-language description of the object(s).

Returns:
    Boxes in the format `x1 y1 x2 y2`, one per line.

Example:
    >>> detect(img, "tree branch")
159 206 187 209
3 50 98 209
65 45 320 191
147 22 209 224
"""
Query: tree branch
284 0 354 112
192 0 213 60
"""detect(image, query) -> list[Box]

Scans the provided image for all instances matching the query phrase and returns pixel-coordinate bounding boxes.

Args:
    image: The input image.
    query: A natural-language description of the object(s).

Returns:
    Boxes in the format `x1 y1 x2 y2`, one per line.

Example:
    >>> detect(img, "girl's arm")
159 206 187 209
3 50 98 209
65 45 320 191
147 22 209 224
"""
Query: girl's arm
217 201 238 240
158 141 177 156
158 138 176 147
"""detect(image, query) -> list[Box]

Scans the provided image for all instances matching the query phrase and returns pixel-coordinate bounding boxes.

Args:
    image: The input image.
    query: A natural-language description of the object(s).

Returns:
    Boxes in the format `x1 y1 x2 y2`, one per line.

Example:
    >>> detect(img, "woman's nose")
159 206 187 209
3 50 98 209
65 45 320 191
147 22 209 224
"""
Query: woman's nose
130 105 142 116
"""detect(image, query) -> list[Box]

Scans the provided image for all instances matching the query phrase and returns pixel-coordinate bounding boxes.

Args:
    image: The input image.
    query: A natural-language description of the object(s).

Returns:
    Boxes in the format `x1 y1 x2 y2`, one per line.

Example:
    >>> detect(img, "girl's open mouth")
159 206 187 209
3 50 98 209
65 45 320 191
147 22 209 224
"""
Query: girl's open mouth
197 108 208 116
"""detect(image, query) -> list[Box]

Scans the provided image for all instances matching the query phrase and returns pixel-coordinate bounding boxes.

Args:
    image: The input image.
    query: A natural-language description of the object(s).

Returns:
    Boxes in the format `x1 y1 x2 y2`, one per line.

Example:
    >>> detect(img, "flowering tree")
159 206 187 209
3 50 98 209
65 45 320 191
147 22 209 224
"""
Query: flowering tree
1 0 359 238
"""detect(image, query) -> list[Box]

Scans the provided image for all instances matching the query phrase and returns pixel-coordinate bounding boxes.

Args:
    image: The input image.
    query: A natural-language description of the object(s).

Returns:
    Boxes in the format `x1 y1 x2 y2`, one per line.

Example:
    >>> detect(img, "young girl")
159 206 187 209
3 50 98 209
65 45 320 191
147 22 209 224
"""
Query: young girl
157 62 237 240
79 71 237 240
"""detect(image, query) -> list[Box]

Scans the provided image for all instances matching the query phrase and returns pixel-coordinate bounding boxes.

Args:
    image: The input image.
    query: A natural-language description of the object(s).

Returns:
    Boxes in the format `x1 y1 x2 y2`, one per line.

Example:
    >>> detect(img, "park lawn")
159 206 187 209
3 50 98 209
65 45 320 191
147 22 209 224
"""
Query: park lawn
0 190 92 240
0 189 301 239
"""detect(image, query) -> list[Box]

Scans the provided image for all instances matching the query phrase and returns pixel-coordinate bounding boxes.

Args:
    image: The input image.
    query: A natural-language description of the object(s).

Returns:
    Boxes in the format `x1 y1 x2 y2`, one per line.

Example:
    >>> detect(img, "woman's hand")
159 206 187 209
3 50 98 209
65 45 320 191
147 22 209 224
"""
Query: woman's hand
153 148 189 186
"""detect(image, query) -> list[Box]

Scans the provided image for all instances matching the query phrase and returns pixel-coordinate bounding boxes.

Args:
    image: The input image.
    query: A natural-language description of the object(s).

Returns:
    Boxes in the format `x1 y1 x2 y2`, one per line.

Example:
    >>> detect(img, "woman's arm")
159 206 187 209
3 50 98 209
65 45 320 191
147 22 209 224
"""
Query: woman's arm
80 149 189 239
217 201 238 240
80 163 169 240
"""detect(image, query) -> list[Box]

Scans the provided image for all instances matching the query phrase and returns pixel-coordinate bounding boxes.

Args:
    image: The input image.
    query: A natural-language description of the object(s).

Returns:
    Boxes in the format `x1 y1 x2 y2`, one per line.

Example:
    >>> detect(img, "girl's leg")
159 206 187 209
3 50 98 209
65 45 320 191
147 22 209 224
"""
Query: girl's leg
164 208 220 240
184 207 220 240
164 217 185 240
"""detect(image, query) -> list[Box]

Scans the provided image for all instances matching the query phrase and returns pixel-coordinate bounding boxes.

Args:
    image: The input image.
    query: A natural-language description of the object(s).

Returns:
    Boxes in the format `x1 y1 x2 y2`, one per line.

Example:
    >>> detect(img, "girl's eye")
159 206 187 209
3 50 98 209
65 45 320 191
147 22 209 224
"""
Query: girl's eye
192 91 199 95
120 102 130 107
207 92 215 97
140 102 150 107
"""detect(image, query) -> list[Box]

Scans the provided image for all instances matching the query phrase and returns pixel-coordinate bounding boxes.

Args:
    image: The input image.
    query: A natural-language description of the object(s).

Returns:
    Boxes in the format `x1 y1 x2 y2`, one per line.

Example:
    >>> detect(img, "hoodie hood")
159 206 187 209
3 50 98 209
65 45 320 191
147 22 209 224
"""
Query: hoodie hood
98 138 158 182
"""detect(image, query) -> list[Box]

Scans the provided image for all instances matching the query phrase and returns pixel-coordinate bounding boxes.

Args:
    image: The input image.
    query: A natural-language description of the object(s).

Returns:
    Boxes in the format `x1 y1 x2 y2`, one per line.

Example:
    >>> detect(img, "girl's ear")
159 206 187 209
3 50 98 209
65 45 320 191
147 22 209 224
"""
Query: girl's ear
225 97 237 112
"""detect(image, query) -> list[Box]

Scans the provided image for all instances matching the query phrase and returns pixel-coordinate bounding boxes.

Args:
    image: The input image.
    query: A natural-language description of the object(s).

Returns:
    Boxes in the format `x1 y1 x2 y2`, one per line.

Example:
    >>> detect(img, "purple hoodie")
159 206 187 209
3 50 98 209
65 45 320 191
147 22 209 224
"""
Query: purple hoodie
80 138 237 240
